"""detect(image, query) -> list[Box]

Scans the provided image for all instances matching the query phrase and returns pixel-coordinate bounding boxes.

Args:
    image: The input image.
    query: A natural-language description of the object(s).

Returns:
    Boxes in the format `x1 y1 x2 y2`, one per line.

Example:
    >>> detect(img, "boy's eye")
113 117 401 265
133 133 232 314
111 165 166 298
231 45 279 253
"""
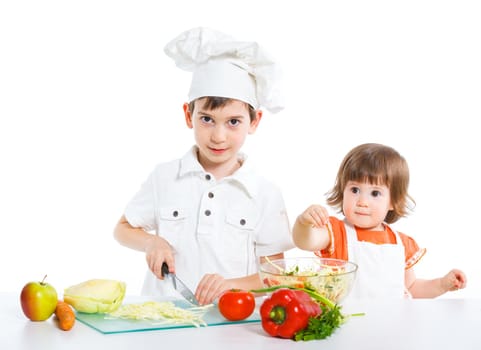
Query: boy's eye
228 118 240 126
200 116 213 123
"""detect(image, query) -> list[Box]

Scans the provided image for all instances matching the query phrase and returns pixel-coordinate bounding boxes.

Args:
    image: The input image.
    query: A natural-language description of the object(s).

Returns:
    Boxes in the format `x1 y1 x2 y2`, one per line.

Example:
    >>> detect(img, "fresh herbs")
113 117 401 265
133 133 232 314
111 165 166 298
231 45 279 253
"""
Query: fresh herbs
294 304 344 341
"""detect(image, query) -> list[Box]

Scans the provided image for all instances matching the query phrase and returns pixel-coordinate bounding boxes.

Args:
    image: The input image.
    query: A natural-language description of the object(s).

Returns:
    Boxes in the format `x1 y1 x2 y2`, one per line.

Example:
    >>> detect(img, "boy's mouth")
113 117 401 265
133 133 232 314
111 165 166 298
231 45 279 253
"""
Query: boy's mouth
209 147 227 155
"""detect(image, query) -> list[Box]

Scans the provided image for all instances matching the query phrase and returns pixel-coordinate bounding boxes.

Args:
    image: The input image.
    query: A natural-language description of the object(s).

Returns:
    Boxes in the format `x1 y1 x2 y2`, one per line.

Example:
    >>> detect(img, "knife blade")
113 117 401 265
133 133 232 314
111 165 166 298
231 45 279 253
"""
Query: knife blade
161 262 199 306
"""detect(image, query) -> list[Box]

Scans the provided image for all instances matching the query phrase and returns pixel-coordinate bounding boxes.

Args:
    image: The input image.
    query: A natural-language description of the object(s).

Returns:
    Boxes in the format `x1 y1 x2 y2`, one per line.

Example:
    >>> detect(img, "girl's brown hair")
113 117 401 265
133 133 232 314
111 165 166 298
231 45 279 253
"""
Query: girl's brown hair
326 143 415 224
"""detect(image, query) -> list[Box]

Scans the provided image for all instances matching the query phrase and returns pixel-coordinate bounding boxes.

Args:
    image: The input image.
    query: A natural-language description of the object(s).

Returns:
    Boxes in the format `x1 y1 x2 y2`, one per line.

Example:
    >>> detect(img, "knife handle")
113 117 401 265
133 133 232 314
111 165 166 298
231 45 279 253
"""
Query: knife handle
161 262 169 277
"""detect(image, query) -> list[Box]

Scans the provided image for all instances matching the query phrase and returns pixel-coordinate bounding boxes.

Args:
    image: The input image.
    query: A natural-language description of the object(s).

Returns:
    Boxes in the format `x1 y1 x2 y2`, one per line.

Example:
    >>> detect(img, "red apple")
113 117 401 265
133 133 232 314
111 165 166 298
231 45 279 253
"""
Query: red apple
20 275 58 321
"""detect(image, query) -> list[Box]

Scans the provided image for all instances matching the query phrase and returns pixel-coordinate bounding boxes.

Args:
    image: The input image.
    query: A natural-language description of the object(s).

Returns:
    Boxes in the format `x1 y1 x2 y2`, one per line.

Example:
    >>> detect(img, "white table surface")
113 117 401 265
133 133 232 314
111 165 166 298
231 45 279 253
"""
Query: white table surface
2 292 480 350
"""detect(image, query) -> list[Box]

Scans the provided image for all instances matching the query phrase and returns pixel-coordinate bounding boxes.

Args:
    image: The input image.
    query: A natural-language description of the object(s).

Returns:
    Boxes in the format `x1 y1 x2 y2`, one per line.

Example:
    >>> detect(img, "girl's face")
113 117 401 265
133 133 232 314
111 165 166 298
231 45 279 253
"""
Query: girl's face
183 98 261 173
342 180 393 231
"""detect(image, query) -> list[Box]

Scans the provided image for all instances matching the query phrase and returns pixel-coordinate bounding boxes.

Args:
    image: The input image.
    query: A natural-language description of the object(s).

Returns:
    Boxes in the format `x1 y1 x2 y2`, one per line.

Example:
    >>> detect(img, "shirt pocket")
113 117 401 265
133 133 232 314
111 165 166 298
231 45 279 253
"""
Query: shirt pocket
219 210 258 273
225 211 256 232
156 206 190 249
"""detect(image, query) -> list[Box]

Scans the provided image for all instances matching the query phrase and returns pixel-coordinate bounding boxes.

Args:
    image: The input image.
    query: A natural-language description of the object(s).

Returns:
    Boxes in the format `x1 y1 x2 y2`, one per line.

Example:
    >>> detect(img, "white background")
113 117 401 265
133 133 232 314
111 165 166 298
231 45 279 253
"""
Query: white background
1 1 479 298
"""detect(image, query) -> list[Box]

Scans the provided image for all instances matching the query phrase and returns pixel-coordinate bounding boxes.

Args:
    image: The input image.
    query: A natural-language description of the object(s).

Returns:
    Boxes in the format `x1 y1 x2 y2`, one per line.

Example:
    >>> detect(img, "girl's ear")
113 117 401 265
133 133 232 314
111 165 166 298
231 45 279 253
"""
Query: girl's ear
248 110 263 134
183 103 193 129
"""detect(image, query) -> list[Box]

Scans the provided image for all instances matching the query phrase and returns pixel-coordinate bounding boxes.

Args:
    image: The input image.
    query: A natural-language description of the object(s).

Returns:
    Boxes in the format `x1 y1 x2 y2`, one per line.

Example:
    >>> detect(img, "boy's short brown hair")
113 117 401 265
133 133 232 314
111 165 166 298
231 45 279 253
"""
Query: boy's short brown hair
188 97 257 122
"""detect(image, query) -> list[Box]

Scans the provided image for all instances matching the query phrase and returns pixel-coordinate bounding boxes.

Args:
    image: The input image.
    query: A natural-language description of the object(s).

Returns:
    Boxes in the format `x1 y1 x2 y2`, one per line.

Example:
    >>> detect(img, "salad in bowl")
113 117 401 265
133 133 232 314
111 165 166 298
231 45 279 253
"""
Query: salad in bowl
258 257 358 304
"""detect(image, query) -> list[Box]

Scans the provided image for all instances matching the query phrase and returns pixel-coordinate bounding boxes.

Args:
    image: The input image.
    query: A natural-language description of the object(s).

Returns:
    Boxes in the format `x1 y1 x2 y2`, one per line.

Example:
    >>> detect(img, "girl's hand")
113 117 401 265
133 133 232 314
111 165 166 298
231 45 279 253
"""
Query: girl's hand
195 273 233 306
298 204 330 228
144 235 175 279
442 269 467 292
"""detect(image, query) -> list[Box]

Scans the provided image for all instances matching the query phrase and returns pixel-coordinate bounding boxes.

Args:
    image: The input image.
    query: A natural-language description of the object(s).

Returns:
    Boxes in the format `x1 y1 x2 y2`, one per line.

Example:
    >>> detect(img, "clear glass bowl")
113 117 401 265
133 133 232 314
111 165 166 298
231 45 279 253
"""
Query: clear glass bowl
258 257 358 304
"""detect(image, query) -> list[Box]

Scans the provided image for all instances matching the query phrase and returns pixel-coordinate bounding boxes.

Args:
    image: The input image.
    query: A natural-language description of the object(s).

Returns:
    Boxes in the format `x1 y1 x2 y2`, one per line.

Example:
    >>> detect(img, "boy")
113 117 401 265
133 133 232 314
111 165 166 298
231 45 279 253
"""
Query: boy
114 27 294 305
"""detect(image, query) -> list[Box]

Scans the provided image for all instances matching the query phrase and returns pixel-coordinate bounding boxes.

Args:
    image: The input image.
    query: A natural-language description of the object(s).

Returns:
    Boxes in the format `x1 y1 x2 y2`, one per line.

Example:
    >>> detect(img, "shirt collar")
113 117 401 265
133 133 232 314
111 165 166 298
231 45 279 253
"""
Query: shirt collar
179 146 205 176
179 146 260 198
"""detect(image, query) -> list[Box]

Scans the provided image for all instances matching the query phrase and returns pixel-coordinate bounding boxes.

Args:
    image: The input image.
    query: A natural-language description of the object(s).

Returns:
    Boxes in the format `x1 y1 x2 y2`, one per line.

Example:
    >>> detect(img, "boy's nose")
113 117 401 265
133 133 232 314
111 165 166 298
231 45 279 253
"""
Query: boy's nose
211 126 227 142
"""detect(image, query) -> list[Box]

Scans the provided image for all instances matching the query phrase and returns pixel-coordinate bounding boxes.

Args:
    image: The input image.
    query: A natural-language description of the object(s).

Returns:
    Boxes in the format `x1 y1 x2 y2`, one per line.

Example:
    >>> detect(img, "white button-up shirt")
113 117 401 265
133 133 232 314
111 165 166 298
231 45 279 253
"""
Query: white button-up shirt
124 146 294 296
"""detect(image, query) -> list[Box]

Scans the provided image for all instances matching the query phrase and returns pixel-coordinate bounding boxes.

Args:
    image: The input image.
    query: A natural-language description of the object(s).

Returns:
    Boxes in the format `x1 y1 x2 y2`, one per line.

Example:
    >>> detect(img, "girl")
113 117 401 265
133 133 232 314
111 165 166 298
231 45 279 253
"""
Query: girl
292 143 466 298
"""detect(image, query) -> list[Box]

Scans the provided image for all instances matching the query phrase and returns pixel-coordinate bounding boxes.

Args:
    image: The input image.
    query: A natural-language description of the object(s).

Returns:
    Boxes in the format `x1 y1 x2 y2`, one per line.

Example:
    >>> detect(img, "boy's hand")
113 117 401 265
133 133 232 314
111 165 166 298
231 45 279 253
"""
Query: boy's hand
195 274 233 306
442 269 467 292
144 235 175 279
298 204 330 228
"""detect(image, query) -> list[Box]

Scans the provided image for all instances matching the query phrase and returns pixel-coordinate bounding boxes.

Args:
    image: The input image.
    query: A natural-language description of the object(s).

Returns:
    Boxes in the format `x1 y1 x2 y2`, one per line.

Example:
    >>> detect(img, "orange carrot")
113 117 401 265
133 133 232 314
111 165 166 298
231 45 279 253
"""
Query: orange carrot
55 300 75 331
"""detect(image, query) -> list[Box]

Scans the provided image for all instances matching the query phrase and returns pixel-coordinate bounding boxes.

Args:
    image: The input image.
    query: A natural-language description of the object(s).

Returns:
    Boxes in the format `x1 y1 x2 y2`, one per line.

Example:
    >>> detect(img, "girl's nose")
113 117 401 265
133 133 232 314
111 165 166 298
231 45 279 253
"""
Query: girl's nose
356 195 368 207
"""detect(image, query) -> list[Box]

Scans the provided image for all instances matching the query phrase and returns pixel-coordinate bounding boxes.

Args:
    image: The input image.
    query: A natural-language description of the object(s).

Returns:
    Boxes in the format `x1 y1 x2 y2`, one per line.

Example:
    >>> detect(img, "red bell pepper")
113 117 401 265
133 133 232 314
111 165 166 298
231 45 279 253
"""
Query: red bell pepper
260 288 321 339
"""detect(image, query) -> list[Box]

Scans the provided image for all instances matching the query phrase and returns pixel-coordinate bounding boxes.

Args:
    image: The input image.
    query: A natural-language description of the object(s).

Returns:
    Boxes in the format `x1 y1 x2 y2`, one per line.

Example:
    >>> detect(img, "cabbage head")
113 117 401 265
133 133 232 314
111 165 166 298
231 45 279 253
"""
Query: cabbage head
64 279 126 313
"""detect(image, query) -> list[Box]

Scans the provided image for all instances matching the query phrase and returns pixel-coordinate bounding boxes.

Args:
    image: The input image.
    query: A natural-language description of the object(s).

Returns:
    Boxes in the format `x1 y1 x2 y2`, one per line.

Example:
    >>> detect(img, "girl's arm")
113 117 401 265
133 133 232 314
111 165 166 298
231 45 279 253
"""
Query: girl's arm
405 268 467 298
113 215 175 277
292 205 331 251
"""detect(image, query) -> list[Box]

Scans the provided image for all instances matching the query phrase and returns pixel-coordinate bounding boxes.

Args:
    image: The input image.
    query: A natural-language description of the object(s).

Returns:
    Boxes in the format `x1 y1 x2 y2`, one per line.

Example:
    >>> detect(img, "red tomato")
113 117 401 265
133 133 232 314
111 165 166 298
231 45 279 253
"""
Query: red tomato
218 289 256 321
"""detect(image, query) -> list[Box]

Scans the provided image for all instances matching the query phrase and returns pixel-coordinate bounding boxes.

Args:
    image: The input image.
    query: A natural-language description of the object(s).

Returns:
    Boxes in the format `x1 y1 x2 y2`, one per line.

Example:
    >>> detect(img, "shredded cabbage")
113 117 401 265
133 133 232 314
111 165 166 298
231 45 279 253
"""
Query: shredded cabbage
106 301 212 327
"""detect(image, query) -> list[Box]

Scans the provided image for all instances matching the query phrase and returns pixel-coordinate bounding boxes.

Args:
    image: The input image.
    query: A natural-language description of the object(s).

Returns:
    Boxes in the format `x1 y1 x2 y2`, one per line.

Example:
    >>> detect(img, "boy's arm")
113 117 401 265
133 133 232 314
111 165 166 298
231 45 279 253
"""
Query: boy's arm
194 252 285 305
223 253 286 290
113 215 175 277
114 215 154 251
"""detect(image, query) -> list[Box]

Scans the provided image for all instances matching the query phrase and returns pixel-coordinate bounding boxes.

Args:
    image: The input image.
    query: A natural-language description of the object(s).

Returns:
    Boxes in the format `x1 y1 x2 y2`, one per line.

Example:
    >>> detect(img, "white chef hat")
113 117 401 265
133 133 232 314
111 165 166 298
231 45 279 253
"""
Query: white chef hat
164 27 284 113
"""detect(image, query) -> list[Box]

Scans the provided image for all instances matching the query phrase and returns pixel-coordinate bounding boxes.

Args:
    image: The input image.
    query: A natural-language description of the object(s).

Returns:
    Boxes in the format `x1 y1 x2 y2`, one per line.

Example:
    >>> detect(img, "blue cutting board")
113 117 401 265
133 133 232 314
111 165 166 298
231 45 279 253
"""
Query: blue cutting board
75 298 261 334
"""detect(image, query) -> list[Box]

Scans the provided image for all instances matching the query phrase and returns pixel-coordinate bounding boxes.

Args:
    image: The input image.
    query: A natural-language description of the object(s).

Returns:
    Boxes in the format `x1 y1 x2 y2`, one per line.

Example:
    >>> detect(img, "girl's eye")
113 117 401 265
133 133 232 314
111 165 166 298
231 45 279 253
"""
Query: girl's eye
371 190 381 197
350 187 360 194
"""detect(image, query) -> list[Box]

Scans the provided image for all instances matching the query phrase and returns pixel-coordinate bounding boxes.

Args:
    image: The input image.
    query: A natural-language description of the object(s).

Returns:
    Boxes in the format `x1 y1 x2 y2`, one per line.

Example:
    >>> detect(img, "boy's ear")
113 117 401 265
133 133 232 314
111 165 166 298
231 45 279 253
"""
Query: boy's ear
248 110 263 134
183 103 193 129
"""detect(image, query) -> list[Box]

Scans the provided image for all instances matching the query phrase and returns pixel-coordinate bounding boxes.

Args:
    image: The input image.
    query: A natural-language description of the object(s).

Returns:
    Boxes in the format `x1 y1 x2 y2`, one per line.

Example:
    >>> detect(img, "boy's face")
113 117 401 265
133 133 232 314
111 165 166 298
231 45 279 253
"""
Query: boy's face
342 180 393 231
183 98 261 171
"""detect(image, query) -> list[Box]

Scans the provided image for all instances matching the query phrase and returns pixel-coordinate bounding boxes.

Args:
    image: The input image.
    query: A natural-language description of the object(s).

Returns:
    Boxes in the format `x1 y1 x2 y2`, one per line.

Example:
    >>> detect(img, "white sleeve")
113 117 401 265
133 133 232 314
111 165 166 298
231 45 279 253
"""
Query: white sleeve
254 183 294 257
124 171 157 232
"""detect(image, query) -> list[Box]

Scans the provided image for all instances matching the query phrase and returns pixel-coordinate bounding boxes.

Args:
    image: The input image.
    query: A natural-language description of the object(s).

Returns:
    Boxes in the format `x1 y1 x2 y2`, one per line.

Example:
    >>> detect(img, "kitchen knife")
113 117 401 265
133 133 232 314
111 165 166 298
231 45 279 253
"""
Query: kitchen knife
161 262 199 306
